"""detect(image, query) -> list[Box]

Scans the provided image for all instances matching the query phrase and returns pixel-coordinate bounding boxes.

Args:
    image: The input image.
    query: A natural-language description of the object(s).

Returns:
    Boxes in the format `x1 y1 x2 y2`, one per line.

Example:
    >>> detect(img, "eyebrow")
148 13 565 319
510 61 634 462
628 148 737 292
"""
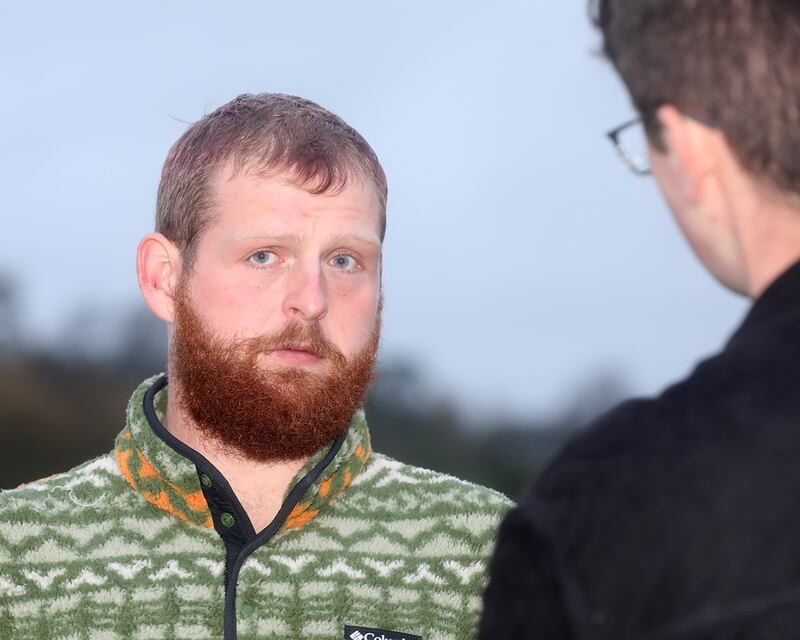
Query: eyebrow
230 233 300 244
230 232 381 247
330 232 382 248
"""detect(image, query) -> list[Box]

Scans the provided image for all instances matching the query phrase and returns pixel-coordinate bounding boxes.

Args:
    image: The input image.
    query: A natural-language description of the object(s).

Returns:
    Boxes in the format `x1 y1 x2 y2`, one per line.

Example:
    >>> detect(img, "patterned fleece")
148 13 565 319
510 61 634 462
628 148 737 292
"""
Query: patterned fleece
0 376 512 640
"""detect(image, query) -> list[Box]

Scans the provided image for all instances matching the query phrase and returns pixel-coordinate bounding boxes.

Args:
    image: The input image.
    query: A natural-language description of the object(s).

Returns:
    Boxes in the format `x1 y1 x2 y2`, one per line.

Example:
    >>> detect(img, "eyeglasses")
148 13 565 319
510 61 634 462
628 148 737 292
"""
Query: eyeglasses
607 118 651 176
607 111 719 176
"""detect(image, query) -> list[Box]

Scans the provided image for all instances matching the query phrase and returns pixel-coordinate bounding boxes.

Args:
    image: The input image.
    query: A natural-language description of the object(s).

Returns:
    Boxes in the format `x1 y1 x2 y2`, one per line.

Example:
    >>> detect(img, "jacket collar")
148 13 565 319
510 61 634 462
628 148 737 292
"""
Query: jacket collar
114 374 371 533
728 258 800 348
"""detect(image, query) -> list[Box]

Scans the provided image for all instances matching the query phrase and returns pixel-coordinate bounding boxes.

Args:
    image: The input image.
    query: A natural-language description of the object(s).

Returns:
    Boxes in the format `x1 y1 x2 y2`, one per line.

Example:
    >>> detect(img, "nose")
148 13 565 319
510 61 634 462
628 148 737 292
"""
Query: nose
282 260 328 321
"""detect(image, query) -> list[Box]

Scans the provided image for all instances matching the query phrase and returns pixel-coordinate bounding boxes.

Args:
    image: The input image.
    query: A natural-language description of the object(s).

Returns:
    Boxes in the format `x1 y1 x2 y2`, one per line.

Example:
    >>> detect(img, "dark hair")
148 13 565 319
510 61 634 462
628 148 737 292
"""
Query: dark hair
156 93 387 267
591 0 800 196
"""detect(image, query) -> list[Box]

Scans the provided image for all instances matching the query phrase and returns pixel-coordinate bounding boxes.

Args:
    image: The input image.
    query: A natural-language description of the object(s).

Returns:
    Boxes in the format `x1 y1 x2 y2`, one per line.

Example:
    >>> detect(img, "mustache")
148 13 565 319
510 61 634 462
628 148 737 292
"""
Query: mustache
238 320 344 362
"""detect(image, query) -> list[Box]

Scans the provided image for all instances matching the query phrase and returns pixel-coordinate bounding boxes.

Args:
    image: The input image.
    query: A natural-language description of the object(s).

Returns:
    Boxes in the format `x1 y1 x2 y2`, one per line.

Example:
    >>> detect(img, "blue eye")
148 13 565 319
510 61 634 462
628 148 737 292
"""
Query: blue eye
330 254 359 271
248 250 277 266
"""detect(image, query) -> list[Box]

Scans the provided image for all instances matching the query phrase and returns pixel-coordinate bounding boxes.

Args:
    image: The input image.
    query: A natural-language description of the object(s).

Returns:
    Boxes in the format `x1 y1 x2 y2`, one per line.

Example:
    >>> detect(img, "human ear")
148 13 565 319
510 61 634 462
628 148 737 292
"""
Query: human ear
655 105 719 204
136 233 181 324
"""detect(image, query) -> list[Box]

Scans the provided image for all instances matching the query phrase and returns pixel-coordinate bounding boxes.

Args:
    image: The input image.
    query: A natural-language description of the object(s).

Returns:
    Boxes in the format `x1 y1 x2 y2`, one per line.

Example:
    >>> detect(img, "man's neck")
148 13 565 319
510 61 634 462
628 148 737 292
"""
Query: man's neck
163 386 308 533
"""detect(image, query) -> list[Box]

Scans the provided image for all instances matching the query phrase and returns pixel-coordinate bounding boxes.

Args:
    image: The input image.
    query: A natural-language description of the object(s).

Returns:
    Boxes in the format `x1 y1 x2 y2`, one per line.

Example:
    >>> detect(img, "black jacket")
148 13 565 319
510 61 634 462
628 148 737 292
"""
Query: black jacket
479 261 800 640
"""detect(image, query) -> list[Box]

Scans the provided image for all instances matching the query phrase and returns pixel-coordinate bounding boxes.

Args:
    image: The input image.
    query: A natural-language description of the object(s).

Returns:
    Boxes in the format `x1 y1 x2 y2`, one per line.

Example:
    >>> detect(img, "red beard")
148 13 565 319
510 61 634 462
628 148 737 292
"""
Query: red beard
170 283 380 462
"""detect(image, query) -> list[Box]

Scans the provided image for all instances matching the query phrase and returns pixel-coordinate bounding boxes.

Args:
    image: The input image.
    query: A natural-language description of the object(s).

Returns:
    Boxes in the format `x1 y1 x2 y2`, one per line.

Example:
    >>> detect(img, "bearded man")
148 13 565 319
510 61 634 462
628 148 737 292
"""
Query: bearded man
0 93 510 640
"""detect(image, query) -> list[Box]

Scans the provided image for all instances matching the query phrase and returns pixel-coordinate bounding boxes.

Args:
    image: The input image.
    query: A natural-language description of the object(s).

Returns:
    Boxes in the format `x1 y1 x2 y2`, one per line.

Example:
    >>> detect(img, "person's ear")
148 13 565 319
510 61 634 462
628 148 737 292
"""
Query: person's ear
655 105 720 204
137 233 182 324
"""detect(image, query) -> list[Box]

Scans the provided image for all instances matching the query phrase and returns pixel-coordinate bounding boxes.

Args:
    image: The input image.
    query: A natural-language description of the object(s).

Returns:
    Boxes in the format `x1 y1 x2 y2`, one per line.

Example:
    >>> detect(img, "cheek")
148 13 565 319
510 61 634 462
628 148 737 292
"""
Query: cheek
326 282 380 353
188 272 285 337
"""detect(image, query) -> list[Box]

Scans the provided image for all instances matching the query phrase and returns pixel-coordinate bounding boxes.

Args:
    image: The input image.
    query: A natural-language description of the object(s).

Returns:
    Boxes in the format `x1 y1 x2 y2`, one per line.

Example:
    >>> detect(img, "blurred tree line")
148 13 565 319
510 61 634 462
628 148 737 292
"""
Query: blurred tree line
0 275 626 498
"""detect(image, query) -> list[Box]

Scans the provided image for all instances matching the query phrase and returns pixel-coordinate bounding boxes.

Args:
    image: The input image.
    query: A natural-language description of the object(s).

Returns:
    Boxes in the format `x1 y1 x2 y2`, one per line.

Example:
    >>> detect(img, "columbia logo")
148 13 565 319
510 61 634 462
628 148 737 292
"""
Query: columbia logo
344 625 422 640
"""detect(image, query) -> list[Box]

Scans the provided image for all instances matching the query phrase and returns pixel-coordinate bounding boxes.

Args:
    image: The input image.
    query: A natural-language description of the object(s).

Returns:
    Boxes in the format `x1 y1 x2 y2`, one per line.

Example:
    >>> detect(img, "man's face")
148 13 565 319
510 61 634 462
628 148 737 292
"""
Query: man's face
169 168 383 460
182 168 383 367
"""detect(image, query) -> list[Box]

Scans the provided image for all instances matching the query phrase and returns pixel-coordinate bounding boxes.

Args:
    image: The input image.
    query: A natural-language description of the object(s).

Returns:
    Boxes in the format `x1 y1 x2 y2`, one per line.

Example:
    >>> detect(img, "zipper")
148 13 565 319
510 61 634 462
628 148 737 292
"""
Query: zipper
143 376 347 640
222 436 344 639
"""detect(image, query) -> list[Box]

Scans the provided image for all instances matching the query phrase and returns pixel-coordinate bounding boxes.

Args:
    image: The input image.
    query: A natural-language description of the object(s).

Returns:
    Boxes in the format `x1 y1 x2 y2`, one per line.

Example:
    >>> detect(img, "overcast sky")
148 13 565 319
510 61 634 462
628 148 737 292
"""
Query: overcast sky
0 1 748 420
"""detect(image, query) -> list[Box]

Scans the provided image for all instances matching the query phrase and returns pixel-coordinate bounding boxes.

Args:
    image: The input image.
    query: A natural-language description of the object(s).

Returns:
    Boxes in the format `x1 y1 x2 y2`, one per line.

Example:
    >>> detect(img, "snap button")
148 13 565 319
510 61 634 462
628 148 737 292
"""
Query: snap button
200 474 212 488
241 602 255 617
221 512 235 527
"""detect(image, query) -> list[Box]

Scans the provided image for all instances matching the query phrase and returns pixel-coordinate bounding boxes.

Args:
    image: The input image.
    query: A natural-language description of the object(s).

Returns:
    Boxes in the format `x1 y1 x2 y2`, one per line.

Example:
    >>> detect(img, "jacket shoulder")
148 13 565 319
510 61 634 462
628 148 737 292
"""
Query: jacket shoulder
309 452 511 566
0 452 124 522
335 452 512 552
358 452 512 511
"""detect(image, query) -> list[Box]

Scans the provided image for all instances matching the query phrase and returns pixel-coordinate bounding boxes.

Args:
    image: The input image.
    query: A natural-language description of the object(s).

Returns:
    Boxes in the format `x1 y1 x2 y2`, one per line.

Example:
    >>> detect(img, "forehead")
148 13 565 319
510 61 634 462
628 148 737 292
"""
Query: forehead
208 166 383 240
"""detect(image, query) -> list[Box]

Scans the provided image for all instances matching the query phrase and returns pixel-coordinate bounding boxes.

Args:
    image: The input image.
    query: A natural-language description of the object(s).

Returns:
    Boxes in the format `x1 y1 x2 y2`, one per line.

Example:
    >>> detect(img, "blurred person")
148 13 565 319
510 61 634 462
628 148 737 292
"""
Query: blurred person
480 2 800 638
0 93 510 640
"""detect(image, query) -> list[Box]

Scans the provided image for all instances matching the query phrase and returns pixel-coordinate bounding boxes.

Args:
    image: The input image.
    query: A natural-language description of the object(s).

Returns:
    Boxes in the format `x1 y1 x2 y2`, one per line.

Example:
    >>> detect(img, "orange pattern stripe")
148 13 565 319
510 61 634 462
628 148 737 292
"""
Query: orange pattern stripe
181 489 209 513
138 489 213 529
319 478 332 498
133 446 209 515
116 448 135 488
115 436 213 528
136 450 158 479
279 442 369 532
287 502 310 520
284 508 320 530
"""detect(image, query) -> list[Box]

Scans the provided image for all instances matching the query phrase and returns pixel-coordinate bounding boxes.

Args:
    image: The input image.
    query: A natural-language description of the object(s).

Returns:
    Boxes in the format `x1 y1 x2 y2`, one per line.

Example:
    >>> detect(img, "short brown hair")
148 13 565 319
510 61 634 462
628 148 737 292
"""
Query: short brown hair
156 93 388 267
592 0 800 197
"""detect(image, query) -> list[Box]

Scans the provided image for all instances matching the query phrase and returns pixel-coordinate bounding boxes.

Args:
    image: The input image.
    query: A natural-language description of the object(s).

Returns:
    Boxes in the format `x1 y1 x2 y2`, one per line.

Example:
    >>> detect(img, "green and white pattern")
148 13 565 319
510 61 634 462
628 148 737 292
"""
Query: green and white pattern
0 377 512 639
